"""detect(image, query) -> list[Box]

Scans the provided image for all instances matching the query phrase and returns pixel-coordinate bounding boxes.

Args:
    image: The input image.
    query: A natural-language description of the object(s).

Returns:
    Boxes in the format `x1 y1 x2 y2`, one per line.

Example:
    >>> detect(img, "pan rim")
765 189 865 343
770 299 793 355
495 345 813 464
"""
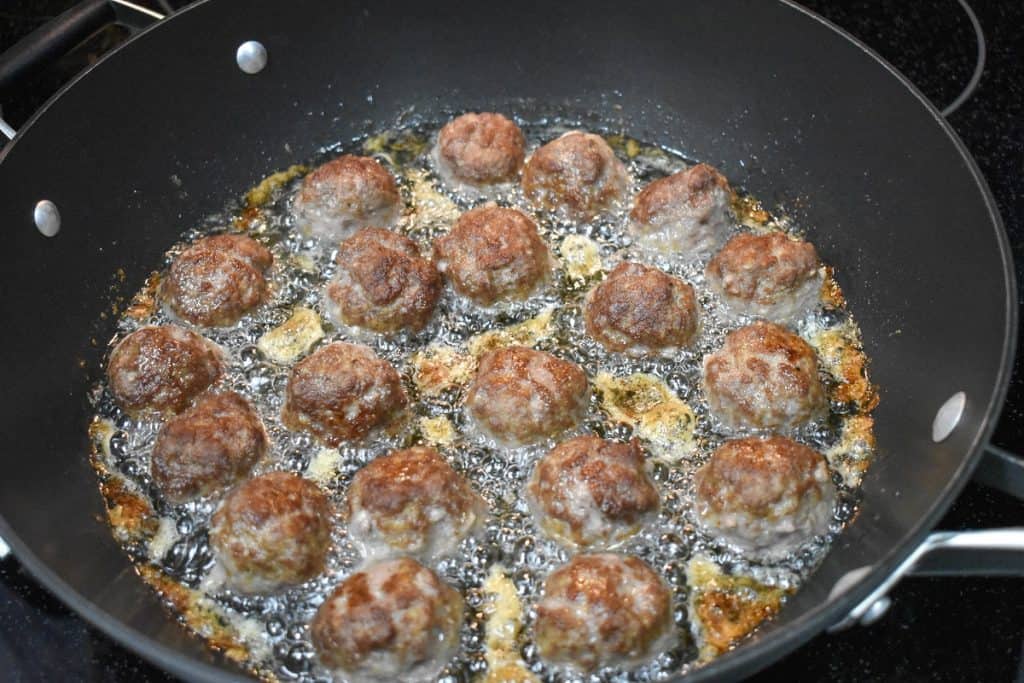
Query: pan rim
0 1 1016 681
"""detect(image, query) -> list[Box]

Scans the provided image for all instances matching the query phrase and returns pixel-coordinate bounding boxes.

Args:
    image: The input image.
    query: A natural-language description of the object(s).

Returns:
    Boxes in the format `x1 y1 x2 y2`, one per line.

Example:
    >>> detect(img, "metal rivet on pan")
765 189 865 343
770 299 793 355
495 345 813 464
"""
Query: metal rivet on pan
858 596 891 626
236 41 268 74
932 391 966 443
33 199 60 237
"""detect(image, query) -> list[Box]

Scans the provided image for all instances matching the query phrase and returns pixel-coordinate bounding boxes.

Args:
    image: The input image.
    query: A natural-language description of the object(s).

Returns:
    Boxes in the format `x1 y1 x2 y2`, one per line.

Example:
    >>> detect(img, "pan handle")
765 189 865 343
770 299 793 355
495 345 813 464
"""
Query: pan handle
0 0 164 140
828 527 1024 632
973 443 1024 501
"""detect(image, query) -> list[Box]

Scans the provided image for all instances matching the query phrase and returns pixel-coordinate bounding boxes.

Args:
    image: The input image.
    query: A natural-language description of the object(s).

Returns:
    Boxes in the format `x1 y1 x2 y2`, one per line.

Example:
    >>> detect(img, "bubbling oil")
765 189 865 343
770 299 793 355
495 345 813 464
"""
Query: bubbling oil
89 117 872 683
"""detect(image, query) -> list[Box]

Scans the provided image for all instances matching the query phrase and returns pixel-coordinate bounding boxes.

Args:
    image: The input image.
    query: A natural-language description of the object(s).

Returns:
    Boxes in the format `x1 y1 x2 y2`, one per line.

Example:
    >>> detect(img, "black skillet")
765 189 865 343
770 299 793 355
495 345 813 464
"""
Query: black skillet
0 1 1020 681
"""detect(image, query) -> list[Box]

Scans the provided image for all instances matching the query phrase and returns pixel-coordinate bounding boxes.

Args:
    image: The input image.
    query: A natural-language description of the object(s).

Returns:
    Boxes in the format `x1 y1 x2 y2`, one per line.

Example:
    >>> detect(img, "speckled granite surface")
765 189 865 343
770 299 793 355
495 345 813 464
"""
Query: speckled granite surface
0 1 1021 681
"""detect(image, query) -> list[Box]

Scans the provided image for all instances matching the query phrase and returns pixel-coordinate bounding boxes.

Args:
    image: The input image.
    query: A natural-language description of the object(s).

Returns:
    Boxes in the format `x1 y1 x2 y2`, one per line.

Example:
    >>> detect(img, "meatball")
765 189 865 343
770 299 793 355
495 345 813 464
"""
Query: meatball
161 234 272 327
528 436 659 549
584 262 699 355
196 233 274 270
325 228 442 334
703 321 826 432
435 112 525 186
706 231 822 323
466 346 588 446
209 471 333 593
535 553 672 670
433 204 551 306
151 391 268 503
522 131 629 220
282 342 407 446
311 558 463 680
292 155 401 241
694 435 836 558
629 163 734 258
107 325 223 414
346 446 485 559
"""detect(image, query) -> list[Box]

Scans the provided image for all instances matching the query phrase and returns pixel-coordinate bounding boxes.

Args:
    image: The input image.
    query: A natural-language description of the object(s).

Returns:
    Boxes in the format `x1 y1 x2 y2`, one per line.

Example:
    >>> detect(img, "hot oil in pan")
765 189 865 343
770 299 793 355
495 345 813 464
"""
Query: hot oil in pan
88 118 875 682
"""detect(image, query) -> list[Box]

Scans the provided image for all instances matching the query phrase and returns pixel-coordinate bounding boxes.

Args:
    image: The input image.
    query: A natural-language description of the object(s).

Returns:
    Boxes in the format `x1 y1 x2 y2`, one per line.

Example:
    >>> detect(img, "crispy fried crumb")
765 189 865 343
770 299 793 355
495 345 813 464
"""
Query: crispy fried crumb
687 556 787 660
467 307 556 358
244 165 308 208
411 345 476 396
124 272 161 320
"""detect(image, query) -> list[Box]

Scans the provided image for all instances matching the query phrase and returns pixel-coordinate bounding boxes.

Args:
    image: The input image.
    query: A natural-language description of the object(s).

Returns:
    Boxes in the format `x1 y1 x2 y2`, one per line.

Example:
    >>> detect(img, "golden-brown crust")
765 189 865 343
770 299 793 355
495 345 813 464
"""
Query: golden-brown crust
630 163 731 225
282 342 407 446
703 321 826 431
210 471 333 593
706 232 819 313
311 558 463 675
107 325 223 414
529 436 659 547
437 112 525 184
161 235 272 327
522 131 628 219
535 553 672 670
151 391 268 503
433 205 550 305
198 234 274 270
695 436 827 517
294 155 401 238
327 227 442 333
346 446 483 555
584 262 699 354
466 346 587 445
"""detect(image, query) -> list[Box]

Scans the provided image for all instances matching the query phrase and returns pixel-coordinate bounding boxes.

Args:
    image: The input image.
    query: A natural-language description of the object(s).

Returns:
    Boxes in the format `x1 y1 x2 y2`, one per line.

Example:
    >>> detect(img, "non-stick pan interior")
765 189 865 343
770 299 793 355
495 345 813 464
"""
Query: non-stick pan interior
0 1 1013 681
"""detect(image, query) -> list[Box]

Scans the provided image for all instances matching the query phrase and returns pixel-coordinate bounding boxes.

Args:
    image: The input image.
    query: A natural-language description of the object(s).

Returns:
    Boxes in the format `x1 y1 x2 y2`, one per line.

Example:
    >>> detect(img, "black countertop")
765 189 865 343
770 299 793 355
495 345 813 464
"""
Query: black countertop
1 1 1022 681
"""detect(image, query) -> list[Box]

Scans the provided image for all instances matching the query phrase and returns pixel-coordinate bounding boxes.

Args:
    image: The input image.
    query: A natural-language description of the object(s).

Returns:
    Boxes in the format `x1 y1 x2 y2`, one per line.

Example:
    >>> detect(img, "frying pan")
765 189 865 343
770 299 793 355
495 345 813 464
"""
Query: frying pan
0 1 1020 681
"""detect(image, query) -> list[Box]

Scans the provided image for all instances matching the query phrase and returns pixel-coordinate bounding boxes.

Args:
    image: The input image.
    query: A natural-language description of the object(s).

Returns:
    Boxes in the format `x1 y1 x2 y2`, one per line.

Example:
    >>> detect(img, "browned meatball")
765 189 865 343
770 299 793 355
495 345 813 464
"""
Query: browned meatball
161 234 272 327
346 446 485 559
433 204 551 305
694 436 836 558
529 436 659 549
325 228 442 334
465 346 588 446
292 155 401 241
535 553 672 670
584 262 699 355
107 325 223 414
435 112 525 186
282 342 407 446
703 321 826 431
197 233 273 270
522 131 629 220
706 231 822 323
209 471 333 593
151 391 268 503
311 558 463 680
630 163 734 258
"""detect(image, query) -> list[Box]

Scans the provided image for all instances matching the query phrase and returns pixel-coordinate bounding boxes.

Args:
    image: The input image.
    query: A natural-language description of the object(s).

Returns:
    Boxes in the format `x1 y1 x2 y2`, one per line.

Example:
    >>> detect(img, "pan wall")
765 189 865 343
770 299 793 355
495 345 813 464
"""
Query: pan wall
0 0 1012 679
